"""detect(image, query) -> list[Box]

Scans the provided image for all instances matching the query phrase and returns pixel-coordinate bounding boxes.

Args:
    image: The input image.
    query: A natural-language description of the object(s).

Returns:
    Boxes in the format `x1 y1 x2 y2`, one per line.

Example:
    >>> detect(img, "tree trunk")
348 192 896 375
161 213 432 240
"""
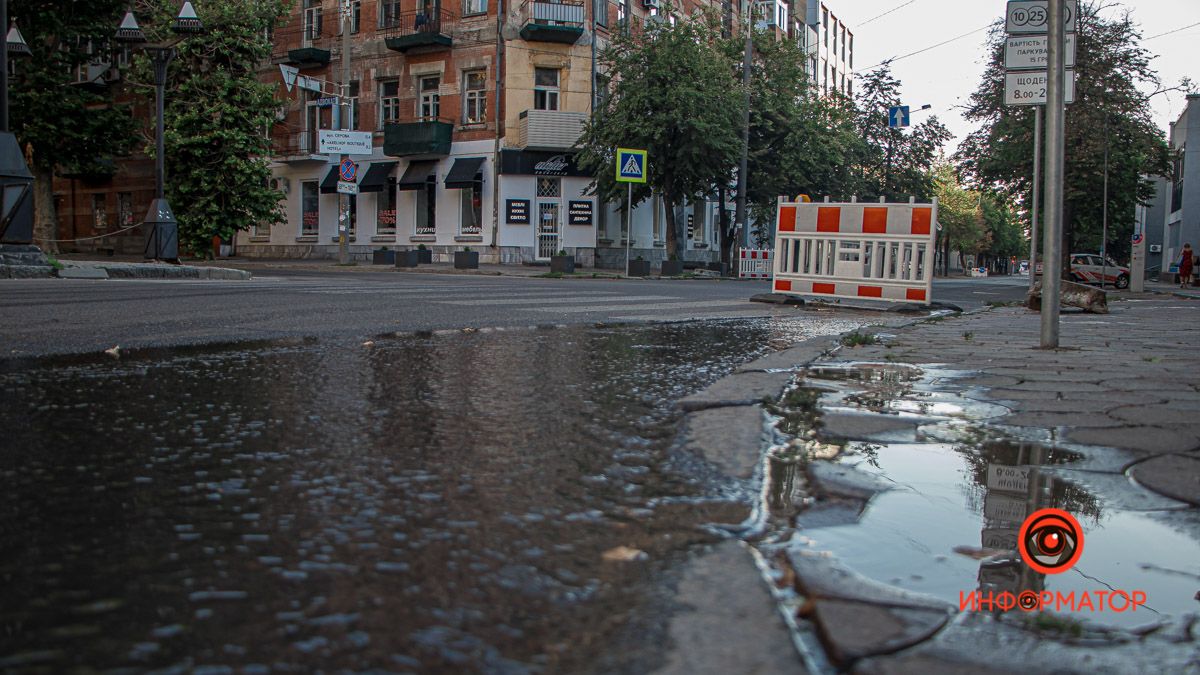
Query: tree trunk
663 195 679 260
32 164 59 254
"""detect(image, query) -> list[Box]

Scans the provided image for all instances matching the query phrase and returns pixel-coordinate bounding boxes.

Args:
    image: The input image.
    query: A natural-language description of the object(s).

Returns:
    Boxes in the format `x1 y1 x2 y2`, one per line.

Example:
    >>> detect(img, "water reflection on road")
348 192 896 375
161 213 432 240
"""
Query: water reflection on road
0 317 849 673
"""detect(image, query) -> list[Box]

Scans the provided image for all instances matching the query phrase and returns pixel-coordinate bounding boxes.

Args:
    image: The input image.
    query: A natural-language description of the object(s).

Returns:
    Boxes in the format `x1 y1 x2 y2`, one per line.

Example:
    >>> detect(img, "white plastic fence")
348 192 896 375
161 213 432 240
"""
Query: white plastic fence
738 248 773 279
772 197 938 304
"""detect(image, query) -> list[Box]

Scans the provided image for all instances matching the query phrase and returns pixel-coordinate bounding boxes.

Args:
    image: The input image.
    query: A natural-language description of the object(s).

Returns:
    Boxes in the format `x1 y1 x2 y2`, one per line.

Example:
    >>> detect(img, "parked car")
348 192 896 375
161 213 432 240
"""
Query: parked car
1033 254 1131 289
1069 253 1129 289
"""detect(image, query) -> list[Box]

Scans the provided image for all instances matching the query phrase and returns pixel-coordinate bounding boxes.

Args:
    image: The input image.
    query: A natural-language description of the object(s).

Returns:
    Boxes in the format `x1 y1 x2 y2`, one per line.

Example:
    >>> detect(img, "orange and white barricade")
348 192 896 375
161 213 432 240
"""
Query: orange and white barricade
771 197 938 305
738 249 772 278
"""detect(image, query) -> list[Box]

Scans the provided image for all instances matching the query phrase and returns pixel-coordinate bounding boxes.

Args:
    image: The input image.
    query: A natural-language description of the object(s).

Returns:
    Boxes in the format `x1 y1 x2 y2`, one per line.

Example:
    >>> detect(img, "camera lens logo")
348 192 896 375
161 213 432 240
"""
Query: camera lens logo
1018 508 1084 575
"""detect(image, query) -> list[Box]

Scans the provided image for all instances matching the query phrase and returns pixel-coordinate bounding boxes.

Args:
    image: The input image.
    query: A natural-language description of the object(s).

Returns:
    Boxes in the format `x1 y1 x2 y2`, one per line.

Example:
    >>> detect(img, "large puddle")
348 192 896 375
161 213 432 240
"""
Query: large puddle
0 317 857 673
765 363 1200 632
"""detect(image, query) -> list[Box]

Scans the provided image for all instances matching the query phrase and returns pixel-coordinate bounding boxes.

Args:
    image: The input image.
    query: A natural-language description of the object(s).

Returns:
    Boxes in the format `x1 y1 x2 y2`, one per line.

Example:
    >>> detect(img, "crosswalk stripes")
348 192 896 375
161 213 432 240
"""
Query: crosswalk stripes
72 275 784 321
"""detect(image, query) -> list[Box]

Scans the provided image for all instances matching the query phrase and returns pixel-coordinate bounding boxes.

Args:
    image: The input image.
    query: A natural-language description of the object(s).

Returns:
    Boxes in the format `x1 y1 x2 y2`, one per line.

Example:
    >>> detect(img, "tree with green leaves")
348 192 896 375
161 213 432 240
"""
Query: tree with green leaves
731 26 861 252
576 8 743 260
932 162 984 274
956 6 1173 267
9 0 139 253
134 0 287 257
852 65 952 203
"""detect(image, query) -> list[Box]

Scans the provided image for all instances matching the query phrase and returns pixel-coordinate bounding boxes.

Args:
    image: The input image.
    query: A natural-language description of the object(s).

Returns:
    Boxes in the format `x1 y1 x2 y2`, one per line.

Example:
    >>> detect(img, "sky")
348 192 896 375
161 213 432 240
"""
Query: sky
842 0 1200 151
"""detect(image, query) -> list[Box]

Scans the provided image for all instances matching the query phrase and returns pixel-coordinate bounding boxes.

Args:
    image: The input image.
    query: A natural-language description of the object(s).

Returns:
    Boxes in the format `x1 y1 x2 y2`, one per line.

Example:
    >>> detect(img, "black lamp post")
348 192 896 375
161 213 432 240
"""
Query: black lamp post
0 0 33 246
115 2 205 262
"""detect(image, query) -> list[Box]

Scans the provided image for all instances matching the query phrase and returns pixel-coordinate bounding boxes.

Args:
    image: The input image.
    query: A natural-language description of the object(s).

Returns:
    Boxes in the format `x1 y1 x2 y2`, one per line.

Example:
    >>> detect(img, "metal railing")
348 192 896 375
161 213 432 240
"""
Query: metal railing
380 7 454 39
519 0 586 26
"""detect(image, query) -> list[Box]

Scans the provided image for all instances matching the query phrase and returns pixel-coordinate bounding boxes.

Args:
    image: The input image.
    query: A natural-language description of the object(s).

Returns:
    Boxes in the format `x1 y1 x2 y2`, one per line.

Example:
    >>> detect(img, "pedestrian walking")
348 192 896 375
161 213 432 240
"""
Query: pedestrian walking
1179 243 1194 288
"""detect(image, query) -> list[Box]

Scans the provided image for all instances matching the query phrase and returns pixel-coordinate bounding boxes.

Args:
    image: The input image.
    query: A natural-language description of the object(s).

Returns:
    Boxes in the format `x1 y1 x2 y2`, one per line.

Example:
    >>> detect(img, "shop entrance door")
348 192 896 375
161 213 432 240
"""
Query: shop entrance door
536 177 561 260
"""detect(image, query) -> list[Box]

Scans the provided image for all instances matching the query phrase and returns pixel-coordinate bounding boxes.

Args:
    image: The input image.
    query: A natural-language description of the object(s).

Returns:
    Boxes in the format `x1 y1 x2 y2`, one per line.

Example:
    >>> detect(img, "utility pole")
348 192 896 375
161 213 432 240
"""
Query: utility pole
1040 0 1065 348
338 0 352 265
1029 106 1041 291
735 0 752 252
1101 109 1109 285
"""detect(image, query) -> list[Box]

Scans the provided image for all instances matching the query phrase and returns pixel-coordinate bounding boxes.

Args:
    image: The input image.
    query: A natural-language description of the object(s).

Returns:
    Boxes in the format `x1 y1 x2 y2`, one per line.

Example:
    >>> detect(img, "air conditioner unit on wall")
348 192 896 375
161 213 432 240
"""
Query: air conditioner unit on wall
270 177 291 194
642 0 659 8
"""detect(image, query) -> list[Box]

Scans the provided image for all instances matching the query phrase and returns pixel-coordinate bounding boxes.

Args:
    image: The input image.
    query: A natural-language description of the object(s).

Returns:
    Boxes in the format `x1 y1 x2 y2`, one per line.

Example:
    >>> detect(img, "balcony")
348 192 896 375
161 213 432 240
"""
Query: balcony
384 119 454 157
519 0 585 44
516 109 587 151
271 130 329 164
382 9 453 53
286 47 331 68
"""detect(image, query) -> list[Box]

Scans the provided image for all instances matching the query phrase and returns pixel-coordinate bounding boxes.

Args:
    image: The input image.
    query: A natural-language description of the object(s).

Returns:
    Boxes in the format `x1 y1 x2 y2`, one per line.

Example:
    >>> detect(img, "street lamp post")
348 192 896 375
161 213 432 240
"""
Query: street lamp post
0 0 34 246
115 2 205 262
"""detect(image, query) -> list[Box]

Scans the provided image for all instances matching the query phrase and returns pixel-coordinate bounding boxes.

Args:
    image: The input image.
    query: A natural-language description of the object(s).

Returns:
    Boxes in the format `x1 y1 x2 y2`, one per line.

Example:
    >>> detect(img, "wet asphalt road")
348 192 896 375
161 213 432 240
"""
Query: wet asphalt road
0 271 1029 358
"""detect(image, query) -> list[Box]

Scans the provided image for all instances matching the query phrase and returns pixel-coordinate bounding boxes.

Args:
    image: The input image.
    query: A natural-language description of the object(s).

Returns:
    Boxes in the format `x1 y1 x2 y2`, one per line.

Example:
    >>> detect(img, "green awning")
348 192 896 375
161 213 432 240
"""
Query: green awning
396 160 437 191
444 157 486 189
358 162 398 193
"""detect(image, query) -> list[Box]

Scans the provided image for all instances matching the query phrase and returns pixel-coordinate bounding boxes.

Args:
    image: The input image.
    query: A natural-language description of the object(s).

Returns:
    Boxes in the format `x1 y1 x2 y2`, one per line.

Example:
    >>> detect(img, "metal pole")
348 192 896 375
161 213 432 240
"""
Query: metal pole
155 62 166 200
1029 105 1041 291
337 0 351 265
491 0 502 253
1 0 8 133
625 182 631 276
1040 0 1065 348
735 1 751 251
1101 112 1109 286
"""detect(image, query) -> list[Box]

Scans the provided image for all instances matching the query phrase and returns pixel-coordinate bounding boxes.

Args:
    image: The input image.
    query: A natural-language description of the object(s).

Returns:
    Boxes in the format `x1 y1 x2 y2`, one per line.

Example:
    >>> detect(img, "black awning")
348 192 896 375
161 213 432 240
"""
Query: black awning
358 162 398 193
396 160 437 191
319 165 339 194
444 157 486 189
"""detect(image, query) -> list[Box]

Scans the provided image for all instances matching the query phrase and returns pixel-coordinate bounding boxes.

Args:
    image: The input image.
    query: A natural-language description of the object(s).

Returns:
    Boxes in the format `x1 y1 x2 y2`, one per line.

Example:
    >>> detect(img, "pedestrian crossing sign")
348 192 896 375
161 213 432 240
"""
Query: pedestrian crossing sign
616 148 647 183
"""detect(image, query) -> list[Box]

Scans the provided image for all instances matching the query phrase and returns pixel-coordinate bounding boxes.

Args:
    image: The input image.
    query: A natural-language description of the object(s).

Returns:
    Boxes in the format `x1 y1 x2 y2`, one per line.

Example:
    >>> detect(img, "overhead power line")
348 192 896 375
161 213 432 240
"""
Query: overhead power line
860 24 990 72
859 0 918 27
1145 20 1200 41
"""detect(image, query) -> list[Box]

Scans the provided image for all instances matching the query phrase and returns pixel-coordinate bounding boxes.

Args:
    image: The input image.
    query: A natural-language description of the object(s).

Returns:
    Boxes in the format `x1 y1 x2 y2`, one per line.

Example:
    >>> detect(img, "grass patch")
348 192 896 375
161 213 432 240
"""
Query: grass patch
841 331 879 347
45 255 64 271
962 331 974 341
536 272 564 279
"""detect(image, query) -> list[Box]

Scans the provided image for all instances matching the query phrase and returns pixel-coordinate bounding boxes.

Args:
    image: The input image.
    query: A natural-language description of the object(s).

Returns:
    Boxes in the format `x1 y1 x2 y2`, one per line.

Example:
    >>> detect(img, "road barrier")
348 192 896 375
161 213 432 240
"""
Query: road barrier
772 197 938 304
738 248 773 279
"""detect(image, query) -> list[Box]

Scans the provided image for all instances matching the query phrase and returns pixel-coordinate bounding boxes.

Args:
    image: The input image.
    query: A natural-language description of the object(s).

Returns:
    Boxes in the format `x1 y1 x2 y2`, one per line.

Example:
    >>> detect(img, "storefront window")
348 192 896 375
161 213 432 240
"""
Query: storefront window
415 177 436 235
460 182 482 235
377 178 397 235
117 192 134 227
301 181 319 236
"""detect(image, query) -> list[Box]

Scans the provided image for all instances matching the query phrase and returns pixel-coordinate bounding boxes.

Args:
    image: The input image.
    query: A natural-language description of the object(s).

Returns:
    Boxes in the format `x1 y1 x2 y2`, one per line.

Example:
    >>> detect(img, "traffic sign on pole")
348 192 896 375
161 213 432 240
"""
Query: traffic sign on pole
1005 0 1076 35
339 158 357 182
1005 34 1076 70
1004 70 1076 106
616 148 647 183
888 105 910 128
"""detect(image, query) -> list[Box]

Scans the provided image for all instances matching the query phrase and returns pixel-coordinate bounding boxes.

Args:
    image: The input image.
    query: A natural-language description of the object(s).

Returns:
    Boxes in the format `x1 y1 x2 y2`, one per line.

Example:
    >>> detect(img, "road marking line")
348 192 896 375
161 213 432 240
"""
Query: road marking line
437 295 680 306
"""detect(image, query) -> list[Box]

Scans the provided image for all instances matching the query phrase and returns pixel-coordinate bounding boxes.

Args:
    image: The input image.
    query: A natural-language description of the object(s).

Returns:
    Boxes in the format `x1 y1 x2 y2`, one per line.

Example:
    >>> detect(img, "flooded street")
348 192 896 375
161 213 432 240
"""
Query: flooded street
0 317 855 673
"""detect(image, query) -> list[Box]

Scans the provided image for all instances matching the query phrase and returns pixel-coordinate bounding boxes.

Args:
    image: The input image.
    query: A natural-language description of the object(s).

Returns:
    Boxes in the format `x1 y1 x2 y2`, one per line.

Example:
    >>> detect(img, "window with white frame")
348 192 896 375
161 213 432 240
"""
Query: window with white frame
595 0 607 27
463 70 486 124
301 181 319 236
419 75 440 120
379 80 400 127
346 0 360 33
463 0 486 15
304 0 322 41
534 68 559 111
460 183 482 235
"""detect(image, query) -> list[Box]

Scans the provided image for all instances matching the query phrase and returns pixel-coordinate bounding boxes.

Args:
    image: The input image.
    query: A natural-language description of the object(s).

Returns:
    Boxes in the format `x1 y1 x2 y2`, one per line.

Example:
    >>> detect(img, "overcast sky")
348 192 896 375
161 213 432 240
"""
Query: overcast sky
842 0 1199 151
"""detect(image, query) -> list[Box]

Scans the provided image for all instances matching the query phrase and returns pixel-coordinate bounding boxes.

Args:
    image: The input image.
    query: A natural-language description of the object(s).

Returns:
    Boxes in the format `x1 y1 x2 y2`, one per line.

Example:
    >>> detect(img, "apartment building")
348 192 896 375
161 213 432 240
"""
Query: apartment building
802 0 852 97
242 0 747 265
1160 95 1200 282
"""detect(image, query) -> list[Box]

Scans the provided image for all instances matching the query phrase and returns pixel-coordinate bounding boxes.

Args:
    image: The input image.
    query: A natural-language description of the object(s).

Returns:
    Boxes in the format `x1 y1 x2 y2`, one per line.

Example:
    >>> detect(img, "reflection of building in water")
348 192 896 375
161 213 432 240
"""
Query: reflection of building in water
975 443 1052 599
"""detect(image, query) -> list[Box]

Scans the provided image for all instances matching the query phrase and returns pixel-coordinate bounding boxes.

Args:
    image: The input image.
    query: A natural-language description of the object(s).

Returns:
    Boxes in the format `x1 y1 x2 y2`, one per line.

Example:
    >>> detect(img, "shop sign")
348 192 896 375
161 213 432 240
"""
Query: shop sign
506 199 531 224
568 200 593 226
499 150 590 177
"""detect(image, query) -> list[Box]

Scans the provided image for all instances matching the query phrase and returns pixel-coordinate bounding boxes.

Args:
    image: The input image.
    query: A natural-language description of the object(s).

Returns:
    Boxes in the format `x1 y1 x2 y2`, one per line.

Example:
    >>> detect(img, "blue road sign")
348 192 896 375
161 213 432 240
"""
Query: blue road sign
888 105 911 128
615 148 647 183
